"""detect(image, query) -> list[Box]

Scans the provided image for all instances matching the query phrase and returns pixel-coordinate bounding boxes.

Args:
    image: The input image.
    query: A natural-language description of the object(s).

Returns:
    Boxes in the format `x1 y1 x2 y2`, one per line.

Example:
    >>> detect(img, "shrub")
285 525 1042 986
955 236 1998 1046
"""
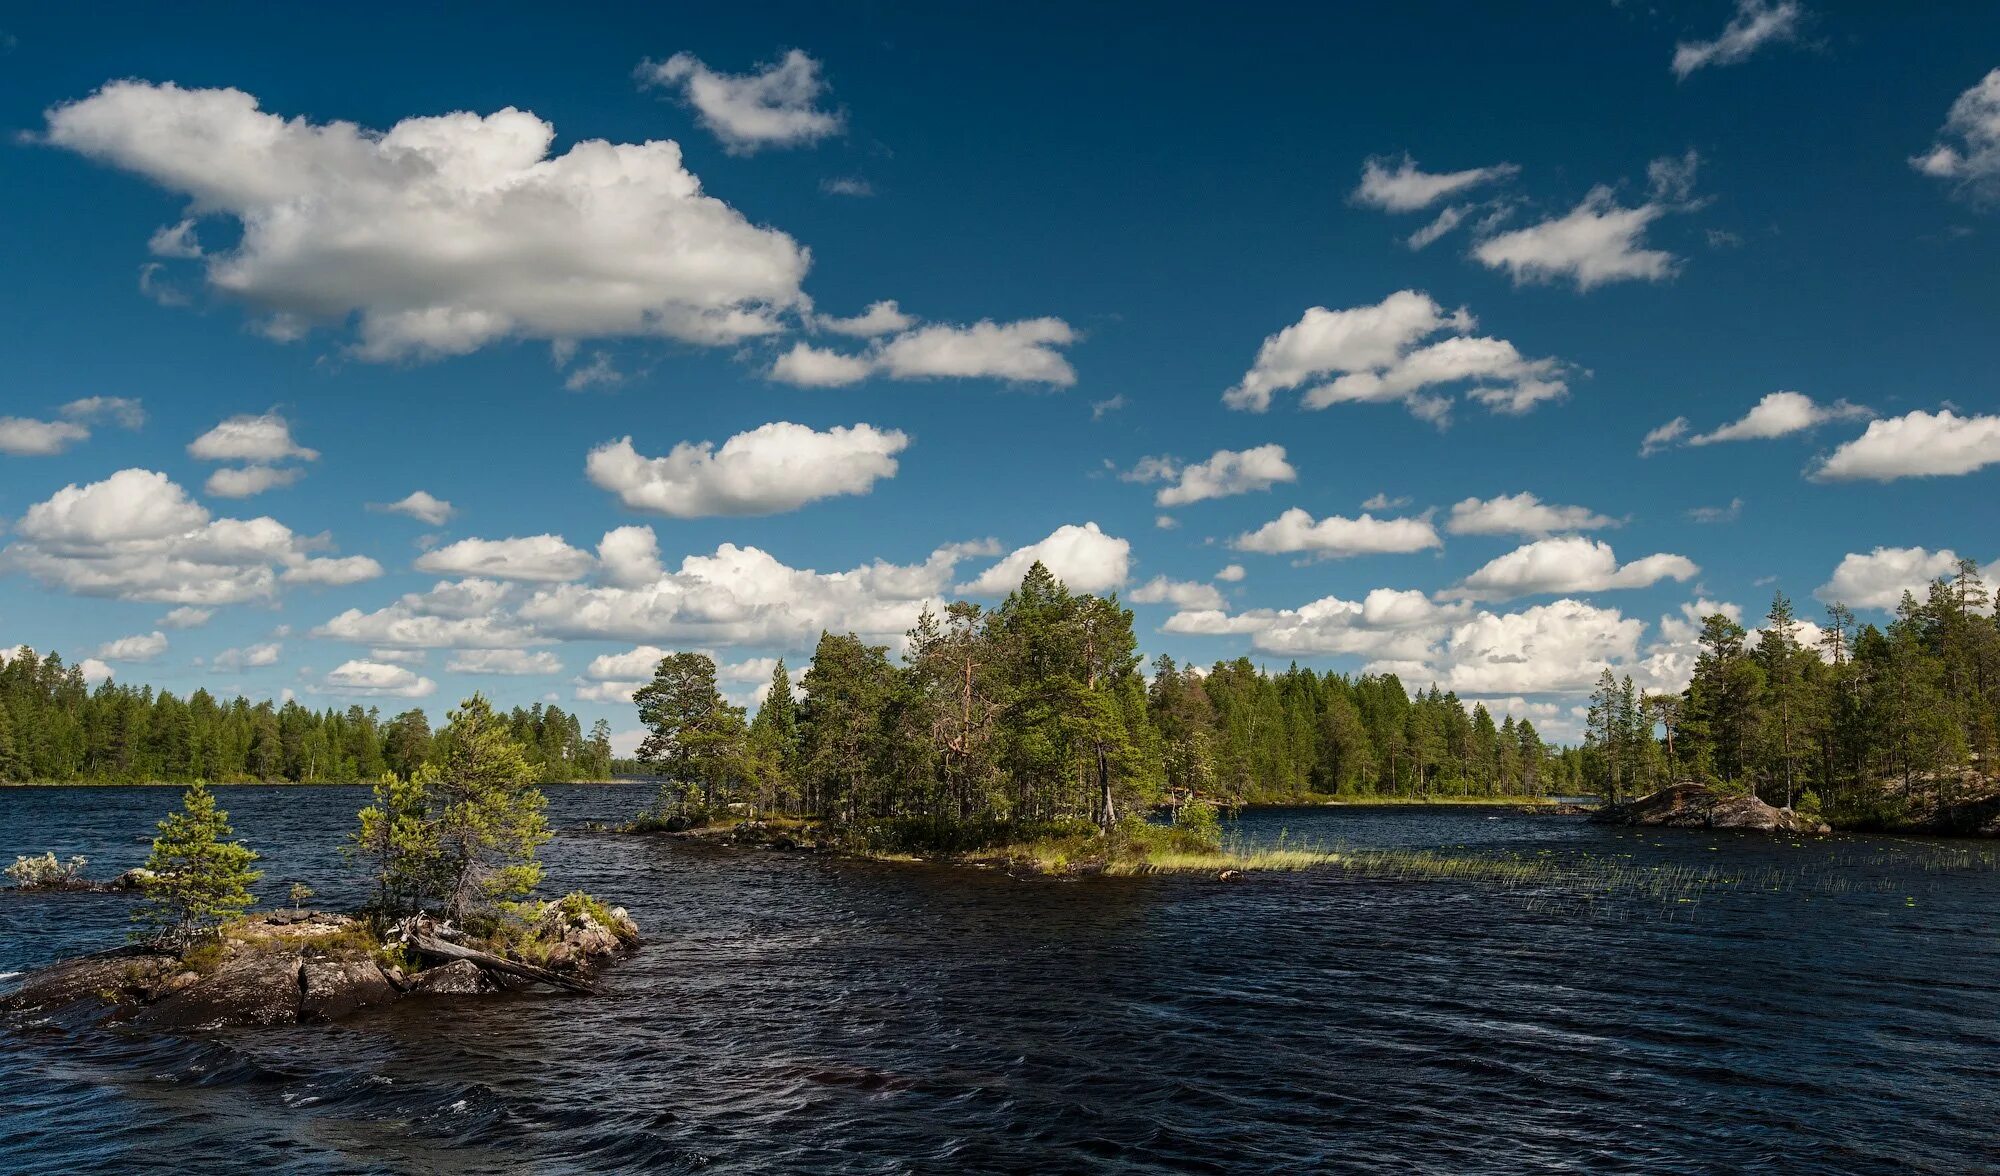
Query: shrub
134 782 262 949
6 852 89 889
1172 800 1224 853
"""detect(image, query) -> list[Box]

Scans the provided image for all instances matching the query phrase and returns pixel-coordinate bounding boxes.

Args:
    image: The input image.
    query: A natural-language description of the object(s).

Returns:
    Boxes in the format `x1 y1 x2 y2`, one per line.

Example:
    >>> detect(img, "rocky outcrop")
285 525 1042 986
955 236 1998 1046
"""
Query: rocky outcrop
3 899 639 1030
1592 782 1831 834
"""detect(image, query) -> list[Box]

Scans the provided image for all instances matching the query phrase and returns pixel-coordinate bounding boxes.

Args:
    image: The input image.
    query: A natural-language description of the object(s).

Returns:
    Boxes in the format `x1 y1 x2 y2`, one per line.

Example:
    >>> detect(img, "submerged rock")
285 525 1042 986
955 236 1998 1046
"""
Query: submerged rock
406 959 497 996
1593 782 1831 834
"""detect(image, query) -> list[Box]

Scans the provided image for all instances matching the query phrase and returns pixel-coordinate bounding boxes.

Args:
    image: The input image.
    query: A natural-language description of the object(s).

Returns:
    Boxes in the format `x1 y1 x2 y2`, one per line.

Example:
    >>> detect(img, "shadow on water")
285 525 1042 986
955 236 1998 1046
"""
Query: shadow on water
4 786 1999 1173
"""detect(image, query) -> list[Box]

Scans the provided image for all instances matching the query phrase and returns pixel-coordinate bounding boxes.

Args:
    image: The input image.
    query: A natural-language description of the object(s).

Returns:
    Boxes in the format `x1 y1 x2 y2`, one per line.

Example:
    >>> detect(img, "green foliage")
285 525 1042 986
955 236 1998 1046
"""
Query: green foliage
353 696 550 922
634 652 751 813
0 647 611 785
1171 799 1223 853
135 782 262 947
5 852 89 889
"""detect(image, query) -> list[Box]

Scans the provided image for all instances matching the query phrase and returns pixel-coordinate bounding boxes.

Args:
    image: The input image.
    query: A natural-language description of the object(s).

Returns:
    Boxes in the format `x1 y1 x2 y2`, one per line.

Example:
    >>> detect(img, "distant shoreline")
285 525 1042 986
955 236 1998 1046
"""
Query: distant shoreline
0 778 650 790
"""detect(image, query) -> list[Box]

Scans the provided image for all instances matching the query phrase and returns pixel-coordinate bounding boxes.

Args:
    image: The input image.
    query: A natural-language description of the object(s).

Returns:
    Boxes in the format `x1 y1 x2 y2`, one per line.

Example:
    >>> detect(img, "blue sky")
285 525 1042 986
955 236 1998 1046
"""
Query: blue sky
2 1 1997 745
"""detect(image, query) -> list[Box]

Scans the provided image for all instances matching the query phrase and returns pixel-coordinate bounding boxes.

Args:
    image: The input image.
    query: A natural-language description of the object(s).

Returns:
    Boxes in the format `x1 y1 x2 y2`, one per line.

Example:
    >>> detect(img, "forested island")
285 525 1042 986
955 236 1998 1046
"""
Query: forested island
619 560 2000 858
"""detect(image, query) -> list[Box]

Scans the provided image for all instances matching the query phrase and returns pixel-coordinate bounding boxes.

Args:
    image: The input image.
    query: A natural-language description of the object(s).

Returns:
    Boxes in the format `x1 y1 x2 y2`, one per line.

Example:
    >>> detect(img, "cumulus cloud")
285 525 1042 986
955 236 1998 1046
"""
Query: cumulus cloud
1443 537 1698 602
77 658 115 683
96 631 167 661
586 422 908 517
316 578 541 650
215 641 282 670
206 465 304 498
2 468 378 604
44 81 810 359
1419 599 1646 695
818 300 915 337
1122 444 1297 507
160 606 213 629
321 659 436 699
519 532 991 648
1680 391 1871 446
1473 185 1678 290
1222 291 1567 419
639 49 841 153
447 649 563 675
370 490 454 526
1215 564 1246 582
768 316 1079 388
1445 493 1618 536
1816 546 1987 611
960 523 1130 595
1231 508 1442 559
577 647 775 704
188 412 317 463
0 417 90 456
414 535 595 582
1165 588 1468 662
61 397 147 429
1811 410 2000 481
1672 0 1804 79
1352 155 1518 212
1129 577 1226 611
1913 69 2000 202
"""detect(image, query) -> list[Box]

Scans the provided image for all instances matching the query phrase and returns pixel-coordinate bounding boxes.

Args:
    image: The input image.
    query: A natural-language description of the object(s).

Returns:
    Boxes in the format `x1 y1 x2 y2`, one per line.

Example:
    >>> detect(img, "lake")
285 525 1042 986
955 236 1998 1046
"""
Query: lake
3 784 1998 1173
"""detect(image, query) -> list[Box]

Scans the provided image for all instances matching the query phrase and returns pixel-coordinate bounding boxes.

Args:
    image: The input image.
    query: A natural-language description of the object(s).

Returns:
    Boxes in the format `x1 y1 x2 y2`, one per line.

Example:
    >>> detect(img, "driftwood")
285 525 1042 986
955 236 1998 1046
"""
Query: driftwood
401 929 602 996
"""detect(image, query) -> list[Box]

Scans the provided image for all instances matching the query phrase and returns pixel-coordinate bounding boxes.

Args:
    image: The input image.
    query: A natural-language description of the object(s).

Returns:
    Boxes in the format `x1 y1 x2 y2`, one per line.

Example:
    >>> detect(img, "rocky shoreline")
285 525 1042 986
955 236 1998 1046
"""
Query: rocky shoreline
1 898 640 1030
1592 782 1831 834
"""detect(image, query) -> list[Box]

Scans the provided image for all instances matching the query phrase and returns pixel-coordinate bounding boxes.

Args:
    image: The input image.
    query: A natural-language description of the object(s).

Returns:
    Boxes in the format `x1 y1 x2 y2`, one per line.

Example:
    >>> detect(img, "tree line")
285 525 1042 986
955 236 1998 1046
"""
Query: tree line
630 562 1581 848
0 648 615 785
1582 560 1999 826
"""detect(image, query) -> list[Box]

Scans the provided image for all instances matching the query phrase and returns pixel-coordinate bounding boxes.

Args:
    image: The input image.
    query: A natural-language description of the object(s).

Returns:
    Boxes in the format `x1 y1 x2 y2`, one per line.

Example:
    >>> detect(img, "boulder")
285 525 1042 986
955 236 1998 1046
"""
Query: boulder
406 959 497 996
108 868 155 891
135 948 304 1029
299 955 399 1021
1594 782 1830 834
0 948 174 1011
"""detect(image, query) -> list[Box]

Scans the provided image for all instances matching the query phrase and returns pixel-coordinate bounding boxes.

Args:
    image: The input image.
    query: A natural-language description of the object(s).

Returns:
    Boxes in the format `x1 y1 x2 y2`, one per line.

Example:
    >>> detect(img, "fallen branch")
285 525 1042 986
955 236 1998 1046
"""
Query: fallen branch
403 931 602 996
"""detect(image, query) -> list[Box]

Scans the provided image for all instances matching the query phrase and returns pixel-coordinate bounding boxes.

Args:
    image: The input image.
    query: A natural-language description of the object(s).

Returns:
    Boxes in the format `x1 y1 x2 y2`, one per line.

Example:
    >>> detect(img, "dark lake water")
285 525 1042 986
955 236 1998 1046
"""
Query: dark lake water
5 784 2000 1174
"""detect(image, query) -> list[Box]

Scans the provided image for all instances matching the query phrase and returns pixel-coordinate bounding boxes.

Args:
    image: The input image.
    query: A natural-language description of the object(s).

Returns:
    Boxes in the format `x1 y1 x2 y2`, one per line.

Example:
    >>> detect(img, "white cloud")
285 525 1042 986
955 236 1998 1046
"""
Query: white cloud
415 534 595 582
1444 537 1698 602
1445 492 1618 536
1405 205 1470 250
1361 492 1412 511
1129 576 1226 611
1672 0 1804 79
520 532 987 648
1124 444 1297 506
96 631 167 661
769 317 1079 388
281 555 385 586
321 659 436 699
1352 155 1518 212
1215 564 1246 582
2 468 375 604
818 300 915 337
1816 546 1984 611
61 397 147 428
585 422 908 517
1420 599 1645 695
562 352 624 392
370 490 454 526
215 641 282 670
1684 390 1871 445
0 417 91 456
77 658 115 683
1913 69 2000 202
447 649 563 675
1812 410 2000 481
577 647 774 704
160 606 213 629
960 522 1131 595
206 465 304 498
1223 291 1566 419
1165 588 1468 662
316 579 540 650
1640 417 1690 456
820 176 873 197
1231 508 1442 559
1473 186 1677 290
1686 498 1744 524
45 81 809 359
188 412 317 463
768 342 879 387
639 50 841 154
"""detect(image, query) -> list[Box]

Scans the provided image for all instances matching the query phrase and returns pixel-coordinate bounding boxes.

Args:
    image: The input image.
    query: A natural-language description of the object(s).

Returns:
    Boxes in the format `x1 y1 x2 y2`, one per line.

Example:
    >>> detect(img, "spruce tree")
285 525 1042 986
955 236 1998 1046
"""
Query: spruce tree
136 782 262 948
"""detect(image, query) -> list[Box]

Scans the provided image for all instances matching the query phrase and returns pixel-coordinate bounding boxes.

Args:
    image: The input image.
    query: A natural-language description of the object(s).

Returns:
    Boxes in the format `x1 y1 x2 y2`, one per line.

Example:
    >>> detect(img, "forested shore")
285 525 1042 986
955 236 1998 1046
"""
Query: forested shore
0 651 614 785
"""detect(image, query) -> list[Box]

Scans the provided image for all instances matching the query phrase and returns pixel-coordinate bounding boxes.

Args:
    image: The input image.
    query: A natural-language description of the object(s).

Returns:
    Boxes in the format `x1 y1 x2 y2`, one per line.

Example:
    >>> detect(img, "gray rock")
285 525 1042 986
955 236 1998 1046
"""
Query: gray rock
299 955 399 1021
407 959 497 996
135 949 304 1029
1593 782 1831 834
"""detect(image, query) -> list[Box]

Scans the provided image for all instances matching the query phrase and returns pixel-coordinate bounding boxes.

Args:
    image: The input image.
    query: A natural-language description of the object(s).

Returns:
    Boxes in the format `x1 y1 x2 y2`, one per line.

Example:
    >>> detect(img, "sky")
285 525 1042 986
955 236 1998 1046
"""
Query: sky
1 1 1997 748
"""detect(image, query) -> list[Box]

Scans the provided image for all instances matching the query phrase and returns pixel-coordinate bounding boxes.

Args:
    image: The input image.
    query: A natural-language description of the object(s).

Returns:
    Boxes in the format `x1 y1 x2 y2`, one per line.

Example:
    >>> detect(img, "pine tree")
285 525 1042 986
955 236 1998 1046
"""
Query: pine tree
136 782 262 948
414 695 550 922
633 653 750 813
